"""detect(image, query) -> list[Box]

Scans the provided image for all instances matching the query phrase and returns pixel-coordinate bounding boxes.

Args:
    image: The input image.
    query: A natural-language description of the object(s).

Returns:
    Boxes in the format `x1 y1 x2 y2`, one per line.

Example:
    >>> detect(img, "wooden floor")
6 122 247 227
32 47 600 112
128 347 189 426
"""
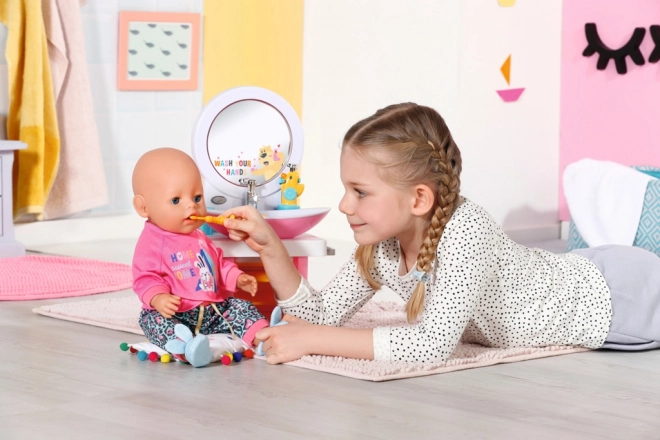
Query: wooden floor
1 238 659 439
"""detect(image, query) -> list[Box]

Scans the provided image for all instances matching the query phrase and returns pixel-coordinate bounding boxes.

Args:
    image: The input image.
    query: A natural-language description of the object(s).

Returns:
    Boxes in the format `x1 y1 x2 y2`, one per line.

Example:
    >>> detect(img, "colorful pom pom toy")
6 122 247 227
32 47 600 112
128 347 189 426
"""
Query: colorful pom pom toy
120 341 252 366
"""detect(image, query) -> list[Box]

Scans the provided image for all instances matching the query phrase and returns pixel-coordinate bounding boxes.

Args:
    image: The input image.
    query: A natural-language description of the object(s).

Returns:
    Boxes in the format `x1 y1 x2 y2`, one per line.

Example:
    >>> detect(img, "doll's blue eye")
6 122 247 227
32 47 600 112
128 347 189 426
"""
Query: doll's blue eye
171 197 180 205
194 195 202 203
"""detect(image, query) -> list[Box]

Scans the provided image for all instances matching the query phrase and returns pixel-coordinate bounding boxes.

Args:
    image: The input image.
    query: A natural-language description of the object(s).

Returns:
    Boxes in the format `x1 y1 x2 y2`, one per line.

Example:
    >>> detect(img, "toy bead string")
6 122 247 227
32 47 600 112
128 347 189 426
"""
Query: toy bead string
189 214 235 225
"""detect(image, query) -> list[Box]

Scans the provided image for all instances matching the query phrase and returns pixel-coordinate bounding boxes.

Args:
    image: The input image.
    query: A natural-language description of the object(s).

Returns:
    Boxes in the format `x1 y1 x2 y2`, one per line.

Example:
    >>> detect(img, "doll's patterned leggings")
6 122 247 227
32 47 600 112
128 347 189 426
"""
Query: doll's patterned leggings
139 297 266 349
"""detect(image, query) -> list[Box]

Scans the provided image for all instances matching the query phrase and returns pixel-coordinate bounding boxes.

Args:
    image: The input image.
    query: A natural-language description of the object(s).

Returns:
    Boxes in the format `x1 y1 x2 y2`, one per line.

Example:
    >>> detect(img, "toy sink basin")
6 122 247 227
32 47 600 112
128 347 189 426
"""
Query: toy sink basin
207 207 331 239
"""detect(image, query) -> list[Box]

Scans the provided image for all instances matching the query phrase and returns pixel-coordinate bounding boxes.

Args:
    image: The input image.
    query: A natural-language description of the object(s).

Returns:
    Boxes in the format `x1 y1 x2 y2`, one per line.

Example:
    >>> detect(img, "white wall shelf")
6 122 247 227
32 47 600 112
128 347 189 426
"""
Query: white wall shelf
0 140 26 258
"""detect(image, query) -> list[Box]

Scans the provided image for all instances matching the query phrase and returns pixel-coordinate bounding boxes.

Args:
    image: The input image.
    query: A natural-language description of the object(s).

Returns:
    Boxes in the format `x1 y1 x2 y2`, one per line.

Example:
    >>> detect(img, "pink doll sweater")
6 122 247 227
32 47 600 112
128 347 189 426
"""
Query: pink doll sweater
132 221 243 312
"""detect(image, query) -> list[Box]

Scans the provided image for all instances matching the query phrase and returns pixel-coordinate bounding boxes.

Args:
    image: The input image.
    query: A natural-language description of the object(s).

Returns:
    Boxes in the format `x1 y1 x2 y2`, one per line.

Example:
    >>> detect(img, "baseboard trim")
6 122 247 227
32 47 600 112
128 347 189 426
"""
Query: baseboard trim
504 223 561 244
15 214 144 249
560 221 570 240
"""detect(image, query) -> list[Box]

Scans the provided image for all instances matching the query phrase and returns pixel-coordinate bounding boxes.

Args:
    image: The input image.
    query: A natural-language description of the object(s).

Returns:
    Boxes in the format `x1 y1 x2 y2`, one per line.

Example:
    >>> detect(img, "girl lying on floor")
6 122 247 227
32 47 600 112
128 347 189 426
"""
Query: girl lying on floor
222 103 660 364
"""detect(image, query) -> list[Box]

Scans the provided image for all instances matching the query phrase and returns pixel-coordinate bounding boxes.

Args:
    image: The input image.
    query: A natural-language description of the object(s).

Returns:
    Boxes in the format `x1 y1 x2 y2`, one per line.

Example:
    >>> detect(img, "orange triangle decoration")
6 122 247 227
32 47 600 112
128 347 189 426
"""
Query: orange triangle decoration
500 55 511 85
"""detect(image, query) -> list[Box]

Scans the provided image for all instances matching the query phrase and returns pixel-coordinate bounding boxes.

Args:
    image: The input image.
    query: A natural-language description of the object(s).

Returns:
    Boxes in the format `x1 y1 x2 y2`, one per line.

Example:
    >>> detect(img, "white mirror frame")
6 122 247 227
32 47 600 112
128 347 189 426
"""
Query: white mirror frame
192 86 303 200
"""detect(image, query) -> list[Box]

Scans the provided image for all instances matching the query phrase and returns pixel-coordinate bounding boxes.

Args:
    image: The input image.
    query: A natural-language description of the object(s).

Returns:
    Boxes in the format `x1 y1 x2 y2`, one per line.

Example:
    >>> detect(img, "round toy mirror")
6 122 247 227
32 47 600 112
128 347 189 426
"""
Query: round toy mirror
192 86 303 208
207 100 292 186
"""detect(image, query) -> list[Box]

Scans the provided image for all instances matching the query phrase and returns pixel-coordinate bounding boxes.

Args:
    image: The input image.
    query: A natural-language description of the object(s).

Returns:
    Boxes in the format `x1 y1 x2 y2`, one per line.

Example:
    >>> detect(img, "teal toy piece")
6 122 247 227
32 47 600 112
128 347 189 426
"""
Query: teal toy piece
199 223 216 236
277 186 301 210
257 306 288 356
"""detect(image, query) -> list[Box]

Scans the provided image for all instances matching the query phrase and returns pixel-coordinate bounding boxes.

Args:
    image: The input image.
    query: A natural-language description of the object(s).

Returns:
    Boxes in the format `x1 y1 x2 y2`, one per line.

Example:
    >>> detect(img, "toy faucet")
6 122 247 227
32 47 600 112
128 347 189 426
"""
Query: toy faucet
239 178 259 209
277 164 304 210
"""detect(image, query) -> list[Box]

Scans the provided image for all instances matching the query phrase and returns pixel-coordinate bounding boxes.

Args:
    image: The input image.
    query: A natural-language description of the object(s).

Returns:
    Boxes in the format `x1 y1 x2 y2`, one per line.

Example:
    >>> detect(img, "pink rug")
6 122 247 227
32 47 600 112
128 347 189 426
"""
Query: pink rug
33 296 590 381
1 255 133 300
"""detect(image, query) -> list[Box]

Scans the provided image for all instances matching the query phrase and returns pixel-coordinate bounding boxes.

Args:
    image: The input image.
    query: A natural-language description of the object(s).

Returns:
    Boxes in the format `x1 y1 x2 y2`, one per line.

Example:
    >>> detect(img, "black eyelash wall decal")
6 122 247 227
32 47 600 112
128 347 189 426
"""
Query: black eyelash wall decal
648 25 660 63
582 23 646 74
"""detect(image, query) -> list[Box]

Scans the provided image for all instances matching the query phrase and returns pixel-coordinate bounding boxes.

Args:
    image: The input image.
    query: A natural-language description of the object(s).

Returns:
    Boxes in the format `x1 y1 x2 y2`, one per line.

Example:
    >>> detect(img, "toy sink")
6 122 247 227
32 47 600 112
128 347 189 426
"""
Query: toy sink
206 207 330 239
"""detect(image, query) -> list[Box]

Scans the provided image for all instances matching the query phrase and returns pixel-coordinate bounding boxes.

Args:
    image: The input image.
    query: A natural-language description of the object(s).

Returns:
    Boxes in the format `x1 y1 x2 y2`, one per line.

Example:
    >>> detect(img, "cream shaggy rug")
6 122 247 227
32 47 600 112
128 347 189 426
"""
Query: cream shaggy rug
33 296 590 381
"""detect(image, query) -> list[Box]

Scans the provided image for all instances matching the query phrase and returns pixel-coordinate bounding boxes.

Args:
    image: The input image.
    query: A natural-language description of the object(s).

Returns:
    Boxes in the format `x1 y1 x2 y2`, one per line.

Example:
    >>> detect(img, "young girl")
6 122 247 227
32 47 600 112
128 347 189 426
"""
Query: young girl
222 103 660 364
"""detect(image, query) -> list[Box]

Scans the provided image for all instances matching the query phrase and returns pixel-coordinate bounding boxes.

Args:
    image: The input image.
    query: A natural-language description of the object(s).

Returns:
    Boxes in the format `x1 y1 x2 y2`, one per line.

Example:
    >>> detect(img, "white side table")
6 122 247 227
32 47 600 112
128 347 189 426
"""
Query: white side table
0 140 26 258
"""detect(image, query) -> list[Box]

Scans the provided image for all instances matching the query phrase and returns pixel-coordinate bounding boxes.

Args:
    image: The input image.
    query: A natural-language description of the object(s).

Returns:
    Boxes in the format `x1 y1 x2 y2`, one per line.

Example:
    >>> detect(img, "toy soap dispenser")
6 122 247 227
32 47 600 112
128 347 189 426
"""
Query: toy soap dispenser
277 164 304 210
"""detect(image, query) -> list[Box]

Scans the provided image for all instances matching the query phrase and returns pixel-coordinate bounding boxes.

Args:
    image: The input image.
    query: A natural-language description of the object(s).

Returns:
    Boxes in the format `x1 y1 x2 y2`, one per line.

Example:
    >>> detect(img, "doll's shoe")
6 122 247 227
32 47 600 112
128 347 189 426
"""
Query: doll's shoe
164 324 212 368
184 334 212 368
257 306 288 356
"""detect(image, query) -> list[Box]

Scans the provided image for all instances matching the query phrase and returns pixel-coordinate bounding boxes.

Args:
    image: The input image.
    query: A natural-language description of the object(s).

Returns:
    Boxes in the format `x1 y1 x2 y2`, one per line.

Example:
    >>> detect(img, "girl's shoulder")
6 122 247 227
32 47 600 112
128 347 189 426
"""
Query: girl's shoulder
437 198 504 257
441 197 503 244
448 197 499 228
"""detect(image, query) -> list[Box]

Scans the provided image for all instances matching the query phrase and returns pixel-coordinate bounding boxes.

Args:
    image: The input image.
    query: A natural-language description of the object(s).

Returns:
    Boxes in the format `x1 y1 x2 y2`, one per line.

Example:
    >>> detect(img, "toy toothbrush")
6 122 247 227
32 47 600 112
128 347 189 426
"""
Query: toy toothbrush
277 164 304 210
190 214 235 224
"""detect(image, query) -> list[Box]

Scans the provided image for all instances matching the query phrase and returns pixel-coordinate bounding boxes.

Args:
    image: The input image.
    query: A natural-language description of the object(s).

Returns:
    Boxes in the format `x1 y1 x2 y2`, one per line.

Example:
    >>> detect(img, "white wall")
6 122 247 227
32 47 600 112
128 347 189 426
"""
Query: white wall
303 0 563 243
456 1 562 239
3 0 563 246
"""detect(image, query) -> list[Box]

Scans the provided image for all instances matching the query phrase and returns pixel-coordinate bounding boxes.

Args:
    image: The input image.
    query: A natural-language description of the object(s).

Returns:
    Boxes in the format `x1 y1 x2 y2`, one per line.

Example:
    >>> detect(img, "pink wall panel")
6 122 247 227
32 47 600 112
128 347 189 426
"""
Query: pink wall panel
560 0 660 220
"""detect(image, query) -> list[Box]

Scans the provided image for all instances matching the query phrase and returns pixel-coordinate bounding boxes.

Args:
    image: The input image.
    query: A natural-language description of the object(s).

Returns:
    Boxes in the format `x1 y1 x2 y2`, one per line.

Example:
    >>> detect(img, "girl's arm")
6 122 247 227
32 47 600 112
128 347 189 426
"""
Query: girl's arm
223 205 378 323
256 316 374 364
222 205 302 301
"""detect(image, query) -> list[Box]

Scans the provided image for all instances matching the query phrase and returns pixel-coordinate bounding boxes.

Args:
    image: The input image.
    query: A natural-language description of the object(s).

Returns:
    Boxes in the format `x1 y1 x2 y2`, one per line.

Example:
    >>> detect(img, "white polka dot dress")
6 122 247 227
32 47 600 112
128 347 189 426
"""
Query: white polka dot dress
278 198 613 363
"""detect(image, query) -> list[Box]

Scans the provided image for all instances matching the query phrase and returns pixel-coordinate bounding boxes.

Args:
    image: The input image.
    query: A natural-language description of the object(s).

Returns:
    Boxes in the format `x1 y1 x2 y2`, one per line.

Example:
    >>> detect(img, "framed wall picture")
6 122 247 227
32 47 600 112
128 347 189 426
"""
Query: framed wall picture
117 11 200 91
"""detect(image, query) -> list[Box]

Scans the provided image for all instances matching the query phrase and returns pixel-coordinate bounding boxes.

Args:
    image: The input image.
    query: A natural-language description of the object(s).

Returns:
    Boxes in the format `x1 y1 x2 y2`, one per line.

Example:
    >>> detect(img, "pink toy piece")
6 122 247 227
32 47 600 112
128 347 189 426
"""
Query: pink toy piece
496 88 525 102
207 208 330 239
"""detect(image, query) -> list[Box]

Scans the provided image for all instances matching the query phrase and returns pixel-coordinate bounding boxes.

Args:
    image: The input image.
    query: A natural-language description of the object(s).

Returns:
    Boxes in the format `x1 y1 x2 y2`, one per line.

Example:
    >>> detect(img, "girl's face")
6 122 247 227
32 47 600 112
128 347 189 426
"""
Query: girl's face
339 146 417 245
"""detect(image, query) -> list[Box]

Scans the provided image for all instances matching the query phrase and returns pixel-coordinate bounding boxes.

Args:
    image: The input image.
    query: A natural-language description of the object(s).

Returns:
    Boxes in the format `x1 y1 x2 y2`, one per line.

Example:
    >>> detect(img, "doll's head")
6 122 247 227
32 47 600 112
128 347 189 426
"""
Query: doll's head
132 148 207 234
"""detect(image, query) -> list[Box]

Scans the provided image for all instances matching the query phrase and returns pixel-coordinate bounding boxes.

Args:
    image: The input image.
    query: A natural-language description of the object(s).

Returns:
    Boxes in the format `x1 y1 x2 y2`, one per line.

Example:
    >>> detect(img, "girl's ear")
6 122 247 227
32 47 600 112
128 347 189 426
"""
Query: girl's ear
133 195 148 218
411 184 435 217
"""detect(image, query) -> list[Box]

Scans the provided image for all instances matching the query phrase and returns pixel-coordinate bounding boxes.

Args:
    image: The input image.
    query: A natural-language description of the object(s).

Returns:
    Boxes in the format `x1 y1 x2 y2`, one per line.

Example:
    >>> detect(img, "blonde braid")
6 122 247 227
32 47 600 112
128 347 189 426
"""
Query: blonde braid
405 139 461 322
355 244 381 290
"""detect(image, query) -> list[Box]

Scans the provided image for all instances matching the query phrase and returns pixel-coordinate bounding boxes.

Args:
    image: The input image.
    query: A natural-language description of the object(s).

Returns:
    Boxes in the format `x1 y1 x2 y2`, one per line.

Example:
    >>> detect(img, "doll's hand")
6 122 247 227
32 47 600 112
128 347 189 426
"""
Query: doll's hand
222 206 279 254
254 314 313 364
237 273 258 296
150 293 181 319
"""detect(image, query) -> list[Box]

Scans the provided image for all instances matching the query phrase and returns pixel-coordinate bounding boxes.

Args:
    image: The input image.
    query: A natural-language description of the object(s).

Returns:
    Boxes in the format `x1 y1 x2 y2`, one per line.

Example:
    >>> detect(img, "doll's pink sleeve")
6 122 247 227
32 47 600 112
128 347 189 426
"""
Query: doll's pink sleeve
214 245 243 292
132 233 171 308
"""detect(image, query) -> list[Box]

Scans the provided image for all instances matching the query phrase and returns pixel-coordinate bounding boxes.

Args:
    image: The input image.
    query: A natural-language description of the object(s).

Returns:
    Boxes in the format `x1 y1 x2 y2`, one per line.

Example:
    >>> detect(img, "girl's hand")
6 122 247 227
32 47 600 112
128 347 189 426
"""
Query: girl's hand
222 205 300 302
222 205 279 255
255 315 313 364
237 273 258 296
150 293 181 319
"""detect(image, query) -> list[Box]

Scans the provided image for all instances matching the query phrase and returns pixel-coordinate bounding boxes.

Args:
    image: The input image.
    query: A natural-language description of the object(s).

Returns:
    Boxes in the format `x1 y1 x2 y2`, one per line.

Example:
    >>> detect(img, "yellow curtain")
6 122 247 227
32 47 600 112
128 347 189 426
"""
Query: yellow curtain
0 0 60 221
202 0 304 117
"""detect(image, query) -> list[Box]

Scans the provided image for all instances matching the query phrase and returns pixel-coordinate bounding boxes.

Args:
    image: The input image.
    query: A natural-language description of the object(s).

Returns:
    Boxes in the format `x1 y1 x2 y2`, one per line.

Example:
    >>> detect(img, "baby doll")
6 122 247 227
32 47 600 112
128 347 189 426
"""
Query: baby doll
131 148 268 367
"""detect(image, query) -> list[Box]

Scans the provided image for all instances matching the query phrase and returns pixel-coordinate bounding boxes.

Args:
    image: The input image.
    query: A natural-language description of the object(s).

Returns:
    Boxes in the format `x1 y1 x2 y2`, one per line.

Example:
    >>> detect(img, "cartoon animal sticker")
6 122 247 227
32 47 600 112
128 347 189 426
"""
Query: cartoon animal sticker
251 145 283 181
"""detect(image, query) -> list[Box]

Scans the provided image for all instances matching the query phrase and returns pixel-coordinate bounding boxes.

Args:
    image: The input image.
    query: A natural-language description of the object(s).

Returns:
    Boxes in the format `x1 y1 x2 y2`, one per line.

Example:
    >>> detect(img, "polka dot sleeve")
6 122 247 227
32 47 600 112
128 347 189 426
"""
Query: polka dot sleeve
372 327 392 361
277 251 377 326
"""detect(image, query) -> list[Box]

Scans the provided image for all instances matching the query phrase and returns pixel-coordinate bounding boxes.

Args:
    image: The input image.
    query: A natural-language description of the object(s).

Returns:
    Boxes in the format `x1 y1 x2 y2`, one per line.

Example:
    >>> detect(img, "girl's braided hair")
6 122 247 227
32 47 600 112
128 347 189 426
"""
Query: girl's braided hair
342 103 462 322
